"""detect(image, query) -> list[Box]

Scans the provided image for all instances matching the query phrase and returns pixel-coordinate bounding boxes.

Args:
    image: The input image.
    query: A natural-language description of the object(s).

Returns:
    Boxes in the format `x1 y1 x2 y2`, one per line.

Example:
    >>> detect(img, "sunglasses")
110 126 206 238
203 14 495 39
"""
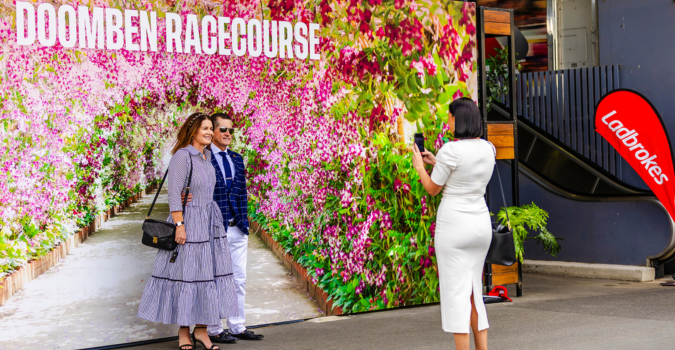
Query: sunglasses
218 127 235 134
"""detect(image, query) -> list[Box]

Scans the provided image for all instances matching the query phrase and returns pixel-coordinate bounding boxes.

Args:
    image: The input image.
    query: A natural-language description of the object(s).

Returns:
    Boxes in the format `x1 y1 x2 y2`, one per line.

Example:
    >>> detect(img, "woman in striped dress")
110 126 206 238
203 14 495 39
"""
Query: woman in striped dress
138 113 238 350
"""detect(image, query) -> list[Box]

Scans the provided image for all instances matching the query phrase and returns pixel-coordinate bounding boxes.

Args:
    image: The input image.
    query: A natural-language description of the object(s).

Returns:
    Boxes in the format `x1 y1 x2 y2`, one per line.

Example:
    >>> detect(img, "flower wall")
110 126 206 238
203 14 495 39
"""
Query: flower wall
0 0 264 277
0 0 476 315
244 0 477 312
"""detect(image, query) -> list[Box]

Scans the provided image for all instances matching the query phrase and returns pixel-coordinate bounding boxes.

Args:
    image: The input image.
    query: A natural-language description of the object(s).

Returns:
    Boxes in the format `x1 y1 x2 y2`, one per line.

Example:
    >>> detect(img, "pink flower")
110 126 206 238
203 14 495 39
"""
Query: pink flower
376 27 385 37
439 20 460 59
410 60 425 77
460 3 477 36
420 54 437 76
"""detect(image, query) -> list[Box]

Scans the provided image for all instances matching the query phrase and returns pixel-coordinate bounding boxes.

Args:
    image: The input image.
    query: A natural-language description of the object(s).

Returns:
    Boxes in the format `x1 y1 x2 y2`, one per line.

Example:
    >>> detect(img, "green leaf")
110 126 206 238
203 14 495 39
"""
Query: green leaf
357 91 373 103
438 91 452 105
407 74 420 93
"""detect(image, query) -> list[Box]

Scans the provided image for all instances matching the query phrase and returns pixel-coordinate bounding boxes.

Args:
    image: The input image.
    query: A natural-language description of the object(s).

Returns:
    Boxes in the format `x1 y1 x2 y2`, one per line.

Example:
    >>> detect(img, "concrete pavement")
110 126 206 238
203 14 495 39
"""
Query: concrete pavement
123 273 675 350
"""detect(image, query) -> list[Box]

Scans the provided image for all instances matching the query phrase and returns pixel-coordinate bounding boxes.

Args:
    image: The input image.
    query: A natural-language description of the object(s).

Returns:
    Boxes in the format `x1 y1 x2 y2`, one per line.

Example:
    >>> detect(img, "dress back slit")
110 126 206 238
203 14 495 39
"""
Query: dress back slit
430 139 495 333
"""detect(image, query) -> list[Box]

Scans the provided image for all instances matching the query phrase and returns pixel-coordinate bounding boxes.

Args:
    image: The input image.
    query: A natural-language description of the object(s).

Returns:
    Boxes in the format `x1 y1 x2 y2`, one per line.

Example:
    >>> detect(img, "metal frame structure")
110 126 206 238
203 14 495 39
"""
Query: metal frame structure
476 7 522 297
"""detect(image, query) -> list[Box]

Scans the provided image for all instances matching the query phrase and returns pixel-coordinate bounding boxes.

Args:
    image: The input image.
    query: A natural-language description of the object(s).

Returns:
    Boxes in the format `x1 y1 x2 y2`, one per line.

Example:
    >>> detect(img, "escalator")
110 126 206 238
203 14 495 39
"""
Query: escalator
488 102 675 274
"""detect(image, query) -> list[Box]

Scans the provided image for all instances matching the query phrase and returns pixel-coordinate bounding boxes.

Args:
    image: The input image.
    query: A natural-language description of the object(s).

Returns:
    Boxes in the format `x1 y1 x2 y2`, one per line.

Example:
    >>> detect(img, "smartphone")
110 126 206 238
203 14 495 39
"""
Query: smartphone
414 133 425 153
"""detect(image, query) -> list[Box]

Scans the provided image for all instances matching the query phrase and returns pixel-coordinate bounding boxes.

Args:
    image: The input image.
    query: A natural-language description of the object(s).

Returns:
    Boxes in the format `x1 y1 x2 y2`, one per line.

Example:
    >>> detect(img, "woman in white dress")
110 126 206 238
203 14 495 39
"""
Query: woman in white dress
412 97 495 350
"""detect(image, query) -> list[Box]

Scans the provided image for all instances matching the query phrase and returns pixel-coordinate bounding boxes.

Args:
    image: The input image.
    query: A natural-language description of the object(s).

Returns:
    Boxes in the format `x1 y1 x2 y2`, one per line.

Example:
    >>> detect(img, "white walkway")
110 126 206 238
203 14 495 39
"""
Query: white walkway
0 190 320 350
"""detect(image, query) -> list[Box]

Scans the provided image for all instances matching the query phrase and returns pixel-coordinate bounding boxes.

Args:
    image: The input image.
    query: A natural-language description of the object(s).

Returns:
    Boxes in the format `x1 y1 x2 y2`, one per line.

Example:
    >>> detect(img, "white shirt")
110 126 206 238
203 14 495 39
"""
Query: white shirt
210 143 236 181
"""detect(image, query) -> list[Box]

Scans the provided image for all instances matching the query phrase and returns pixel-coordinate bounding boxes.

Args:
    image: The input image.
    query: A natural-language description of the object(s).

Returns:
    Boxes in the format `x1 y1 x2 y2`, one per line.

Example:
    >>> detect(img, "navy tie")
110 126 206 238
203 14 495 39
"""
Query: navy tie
219 151 233 190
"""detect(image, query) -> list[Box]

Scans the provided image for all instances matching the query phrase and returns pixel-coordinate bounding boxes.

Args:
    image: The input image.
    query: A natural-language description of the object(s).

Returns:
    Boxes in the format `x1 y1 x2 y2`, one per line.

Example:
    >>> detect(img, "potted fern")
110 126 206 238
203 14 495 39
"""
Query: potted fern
486 203 562 295
497 203 562 262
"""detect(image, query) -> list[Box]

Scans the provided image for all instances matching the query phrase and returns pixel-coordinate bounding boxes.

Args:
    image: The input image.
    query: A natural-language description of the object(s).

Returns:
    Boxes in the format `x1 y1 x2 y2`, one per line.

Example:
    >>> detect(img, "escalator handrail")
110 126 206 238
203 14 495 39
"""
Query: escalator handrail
519 119 650 196
490 101 652 196
510 160 675 264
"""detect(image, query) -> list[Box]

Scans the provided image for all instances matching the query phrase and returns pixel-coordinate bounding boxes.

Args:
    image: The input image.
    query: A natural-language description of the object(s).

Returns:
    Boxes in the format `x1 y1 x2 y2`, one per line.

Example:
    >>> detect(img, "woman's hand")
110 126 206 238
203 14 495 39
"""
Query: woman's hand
175 225 186 245
412 144 426 171
412 144 444 197
422 151 436 166
421 150 437 166
180 192 193 203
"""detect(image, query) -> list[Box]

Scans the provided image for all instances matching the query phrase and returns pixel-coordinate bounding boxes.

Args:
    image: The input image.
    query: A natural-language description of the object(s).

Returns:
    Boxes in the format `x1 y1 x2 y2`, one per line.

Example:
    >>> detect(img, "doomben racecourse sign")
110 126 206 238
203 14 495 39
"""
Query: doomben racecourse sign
14 1 322 60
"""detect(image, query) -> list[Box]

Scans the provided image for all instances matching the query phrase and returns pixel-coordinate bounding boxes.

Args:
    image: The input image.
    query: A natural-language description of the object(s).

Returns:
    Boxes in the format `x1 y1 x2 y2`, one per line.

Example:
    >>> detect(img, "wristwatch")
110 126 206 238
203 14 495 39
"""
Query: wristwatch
175 221 184 227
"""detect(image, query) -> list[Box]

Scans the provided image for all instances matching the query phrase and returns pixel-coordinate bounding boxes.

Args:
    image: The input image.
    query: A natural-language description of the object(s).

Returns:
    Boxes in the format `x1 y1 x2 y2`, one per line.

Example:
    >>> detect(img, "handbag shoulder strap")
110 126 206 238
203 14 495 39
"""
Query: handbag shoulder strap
146 170 168 219
182 156 193 213
146 153 194 219
495 164 512 228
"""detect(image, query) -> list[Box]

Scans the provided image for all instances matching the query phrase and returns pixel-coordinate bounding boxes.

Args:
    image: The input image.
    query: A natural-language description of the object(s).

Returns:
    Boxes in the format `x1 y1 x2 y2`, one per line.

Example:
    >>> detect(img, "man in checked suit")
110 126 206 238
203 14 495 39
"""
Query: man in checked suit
201 112 264 342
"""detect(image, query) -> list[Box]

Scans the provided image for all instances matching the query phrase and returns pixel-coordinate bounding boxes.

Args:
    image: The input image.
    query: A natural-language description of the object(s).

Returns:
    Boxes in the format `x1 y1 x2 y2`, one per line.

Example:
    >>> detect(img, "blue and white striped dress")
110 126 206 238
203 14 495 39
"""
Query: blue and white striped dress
138 145 238 326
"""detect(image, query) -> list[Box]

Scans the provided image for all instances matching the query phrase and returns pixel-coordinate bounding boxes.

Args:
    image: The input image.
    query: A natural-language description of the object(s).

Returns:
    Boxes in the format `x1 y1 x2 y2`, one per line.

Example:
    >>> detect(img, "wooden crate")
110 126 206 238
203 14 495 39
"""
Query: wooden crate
491 262 519 286
484 9 511 36
487 123 515 159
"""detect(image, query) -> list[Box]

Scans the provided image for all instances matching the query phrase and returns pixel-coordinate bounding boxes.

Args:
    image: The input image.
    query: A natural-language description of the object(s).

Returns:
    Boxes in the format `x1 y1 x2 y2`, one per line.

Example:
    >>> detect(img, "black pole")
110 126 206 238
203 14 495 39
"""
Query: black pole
477 7 488 138
506 9 523 297
507 9 519 209
476 6 494 294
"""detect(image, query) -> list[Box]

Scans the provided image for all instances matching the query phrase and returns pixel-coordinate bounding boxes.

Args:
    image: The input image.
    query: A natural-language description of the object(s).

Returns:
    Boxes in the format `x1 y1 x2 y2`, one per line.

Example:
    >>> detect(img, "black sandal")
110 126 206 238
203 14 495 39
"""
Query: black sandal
179 326 194 350
192 326 219 350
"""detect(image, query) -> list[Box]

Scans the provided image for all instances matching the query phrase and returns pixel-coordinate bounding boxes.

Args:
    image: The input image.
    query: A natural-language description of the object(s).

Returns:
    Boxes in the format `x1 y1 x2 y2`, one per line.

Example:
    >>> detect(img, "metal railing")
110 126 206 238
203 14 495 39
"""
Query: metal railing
497 65 622 179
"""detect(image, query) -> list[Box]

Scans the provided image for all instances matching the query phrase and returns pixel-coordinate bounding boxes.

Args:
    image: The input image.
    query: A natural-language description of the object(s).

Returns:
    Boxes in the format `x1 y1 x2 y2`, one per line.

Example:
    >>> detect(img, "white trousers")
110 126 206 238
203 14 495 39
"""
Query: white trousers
207 225 248 335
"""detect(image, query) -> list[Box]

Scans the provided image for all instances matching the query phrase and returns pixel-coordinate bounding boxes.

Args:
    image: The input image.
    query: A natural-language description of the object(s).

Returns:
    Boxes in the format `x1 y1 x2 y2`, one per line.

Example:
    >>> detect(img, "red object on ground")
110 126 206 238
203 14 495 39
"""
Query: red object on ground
487 286 512 302
595 90 675 221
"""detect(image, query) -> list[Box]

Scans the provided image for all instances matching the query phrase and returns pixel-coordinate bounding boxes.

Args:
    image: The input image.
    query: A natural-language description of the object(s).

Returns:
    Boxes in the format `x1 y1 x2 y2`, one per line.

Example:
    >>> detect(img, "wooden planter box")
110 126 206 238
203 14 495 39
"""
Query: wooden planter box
487 123 514 160
484 262 522 297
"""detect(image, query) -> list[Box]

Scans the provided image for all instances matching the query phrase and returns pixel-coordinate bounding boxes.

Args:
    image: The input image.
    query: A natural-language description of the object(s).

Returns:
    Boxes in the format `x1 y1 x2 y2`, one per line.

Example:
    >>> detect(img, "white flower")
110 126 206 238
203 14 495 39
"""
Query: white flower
13 241 28 251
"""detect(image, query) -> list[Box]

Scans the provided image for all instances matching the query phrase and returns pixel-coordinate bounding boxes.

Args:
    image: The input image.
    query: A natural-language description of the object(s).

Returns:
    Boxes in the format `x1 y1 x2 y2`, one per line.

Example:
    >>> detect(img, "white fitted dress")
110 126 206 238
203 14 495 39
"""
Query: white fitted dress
430 139 495 333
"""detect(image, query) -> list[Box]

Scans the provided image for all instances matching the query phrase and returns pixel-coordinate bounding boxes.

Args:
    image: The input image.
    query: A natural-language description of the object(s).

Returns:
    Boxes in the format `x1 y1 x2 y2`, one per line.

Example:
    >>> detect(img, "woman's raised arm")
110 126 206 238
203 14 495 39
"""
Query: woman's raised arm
412 144 443 196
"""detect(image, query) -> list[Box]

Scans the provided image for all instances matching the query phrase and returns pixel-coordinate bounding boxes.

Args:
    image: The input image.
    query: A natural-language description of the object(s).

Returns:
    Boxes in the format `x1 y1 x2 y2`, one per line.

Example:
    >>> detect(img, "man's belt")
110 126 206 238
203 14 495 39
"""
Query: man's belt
228 220 236 227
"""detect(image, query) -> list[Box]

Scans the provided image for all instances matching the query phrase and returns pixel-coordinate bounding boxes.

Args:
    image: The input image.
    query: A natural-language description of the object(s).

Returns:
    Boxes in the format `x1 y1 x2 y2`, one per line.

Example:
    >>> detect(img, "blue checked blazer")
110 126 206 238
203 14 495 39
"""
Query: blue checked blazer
211 149 249 235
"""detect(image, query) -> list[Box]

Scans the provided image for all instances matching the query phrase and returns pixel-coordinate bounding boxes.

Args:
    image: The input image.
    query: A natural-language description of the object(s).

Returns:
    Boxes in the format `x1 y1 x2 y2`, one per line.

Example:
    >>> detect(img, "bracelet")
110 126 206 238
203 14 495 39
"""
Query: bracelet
175 221 184 227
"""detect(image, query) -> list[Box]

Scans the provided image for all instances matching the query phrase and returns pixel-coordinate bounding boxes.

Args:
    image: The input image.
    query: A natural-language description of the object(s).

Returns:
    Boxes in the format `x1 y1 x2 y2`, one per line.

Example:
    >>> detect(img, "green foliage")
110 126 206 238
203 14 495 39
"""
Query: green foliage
486 47 522 110
497 203 562 262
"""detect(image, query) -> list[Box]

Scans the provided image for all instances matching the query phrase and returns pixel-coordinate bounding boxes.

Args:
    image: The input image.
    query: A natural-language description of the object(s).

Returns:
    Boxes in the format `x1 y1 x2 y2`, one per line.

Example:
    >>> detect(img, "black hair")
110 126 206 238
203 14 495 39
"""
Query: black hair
450 97 482 139
210 112 232 128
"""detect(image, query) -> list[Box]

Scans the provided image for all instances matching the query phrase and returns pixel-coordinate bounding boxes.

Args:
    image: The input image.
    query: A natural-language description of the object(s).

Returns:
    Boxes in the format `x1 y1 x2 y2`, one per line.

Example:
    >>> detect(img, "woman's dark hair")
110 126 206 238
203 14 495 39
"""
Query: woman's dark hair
172 112 212 154
450 97 482 139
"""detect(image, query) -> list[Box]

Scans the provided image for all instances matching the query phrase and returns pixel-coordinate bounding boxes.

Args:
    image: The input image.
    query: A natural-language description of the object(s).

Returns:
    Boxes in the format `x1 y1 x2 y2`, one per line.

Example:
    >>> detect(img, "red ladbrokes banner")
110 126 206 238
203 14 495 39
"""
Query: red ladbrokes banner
595 90 675 220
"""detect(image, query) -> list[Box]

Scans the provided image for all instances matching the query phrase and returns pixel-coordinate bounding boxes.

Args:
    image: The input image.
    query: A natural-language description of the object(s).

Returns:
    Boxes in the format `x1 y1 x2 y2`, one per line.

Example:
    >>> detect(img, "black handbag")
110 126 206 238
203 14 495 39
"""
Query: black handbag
486 165 517 266
141 157 193 251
